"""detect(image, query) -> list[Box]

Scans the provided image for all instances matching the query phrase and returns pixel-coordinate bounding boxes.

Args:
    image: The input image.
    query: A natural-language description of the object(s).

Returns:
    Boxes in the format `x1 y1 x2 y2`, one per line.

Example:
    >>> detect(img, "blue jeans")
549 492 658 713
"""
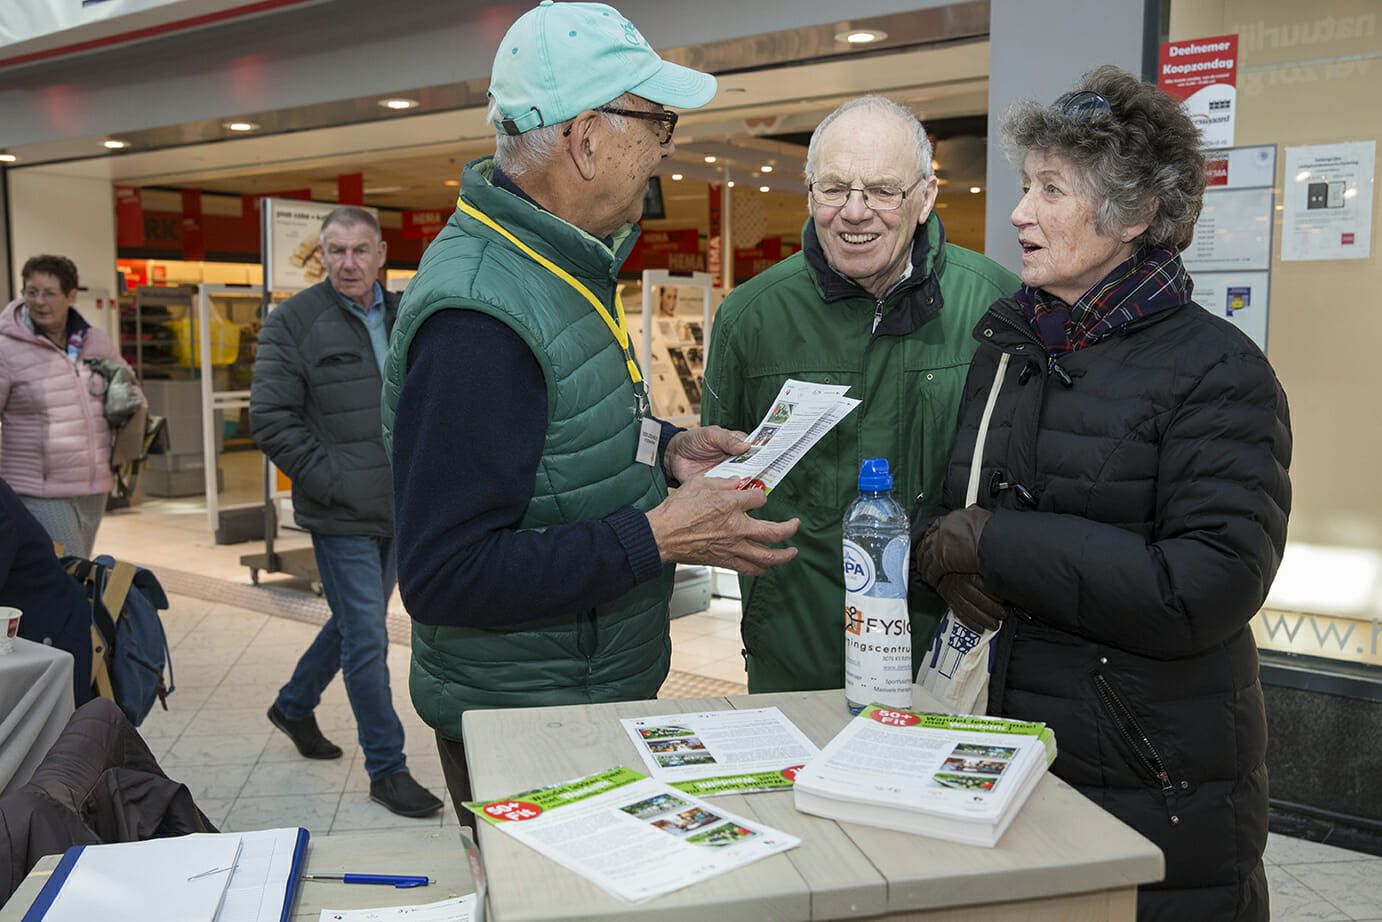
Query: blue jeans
275 533 407 780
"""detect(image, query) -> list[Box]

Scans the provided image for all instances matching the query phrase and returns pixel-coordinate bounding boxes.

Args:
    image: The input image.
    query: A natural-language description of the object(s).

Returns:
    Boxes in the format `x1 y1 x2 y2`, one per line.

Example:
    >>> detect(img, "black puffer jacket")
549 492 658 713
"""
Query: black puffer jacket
936 298 1290 922
250 281 398 536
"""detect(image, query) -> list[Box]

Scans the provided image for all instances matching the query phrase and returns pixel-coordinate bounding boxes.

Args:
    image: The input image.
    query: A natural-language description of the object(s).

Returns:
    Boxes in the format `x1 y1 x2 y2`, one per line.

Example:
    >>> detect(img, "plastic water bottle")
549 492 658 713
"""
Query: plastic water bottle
842 458 913 714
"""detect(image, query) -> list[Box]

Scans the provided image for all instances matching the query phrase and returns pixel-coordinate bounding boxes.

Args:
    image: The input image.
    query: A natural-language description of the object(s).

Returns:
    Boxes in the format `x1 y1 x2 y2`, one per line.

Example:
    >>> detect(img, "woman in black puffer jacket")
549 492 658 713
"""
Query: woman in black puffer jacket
914 66 1290 922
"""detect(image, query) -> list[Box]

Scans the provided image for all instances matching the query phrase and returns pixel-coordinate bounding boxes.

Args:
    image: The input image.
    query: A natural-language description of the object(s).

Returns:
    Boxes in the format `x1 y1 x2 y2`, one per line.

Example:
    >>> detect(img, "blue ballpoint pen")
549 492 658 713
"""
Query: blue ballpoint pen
302 872 432 888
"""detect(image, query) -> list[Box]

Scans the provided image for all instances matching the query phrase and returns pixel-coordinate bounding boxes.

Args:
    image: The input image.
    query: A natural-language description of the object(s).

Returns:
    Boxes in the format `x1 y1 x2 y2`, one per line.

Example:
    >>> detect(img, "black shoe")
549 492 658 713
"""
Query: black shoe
370 771 444 818
267 705 343 760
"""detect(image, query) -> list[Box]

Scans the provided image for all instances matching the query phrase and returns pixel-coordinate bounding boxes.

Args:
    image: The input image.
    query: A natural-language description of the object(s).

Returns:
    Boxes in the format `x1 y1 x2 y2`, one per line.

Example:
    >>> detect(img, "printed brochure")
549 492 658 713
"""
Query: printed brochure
319 895 476 921
705 379 859 492
793 706 1057 847
466 767 799 903
620 707 820 796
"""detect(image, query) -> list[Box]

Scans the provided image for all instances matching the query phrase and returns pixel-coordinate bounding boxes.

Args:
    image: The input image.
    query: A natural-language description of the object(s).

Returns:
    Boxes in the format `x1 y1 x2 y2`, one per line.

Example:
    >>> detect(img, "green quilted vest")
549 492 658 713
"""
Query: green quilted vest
381 158 675 738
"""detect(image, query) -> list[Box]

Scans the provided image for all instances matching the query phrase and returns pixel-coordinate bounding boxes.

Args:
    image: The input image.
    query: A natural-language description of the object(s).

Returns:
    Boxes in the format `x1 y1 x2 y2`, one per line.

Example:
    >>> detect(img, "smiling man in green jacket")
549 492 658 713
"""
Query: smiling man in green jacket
702 96 1020 694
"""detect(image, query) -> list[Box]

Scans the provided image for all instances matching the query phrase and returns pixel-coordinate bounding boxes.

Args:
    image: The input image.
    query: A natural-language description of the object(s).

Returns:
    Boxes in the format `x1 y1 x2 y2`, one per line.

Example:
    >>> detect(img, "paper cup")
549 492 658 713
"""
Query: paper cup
0 607 21 654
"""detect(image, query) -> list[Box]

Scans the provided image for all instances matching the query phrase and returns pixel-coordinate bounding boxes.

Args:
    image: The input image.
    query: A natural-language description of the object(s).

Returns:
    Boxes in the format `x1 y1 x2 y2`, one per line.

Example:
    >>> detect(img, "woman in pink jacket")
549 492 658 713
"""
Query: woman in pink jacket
0 255 140 557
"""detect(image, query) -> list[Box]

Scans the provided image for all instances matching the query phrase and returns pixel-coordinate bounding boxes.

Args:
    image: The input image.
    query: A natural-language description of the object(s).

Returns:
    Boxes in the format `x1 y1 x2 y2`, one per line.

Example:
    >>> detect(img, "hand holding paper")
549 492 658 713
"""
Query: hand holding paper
663 426 752 481
646 476 798 576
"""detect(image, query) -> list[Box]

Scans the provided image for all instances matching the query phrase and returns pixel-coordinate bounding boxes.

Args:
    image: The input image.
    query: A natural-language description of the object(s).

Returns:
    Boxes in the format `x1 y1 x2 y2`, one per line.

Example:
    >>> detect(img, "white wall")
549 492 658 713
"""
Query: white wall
8 171 118 339
983 0 1148 271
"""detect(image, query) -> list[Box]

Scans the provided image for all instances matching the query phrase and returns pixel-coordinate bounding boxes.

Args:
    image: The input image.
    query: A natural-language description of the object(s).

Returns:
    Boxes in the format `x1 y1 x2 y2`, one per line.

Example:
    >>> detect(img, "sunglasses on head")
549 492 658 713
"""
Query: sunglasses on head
1060 90 1113 121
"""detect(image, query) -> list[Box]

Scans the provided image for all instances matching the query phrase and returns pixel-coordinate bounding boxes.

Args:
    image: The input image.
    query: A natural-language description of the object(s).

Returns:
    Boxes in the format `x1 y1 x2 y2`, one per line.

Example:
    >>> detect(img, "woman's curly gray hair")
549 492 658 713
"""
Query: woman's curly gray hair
1001 65 1206 251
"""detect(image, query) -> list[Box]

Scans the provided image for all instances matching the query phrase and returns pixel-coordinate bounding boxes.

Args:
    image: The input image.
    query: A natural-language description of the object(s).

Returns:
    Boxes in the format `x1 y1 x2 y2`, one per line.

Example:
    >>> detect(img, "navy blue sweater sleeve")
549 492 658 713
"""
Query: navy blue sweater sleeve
392 310 665 628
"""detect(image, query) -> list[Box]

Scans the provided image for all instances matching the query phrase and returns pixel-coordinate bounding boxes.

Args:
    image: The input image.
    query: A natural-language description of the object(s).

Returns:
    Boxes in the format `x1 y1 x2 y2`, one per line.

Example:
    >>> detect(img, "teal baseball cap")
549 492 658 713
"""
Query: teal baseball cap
490 0 717 135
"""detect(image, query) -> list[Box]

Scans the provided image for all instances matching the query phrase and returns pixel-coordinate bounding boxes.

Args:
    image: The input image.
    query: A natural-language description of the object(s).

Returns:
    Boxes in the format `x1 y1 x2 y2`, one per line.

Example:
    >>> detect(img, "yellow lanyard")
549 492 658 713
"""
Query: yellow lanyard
455 197 644 388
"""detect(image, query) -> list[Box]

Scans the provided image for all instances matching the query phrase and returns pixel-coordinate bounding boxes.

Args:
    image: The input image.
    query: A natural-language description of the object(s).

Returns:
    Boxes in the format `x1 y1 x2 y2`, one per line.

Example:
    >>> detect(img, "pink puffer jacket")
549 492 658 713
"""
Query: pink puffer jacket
0 298 133 497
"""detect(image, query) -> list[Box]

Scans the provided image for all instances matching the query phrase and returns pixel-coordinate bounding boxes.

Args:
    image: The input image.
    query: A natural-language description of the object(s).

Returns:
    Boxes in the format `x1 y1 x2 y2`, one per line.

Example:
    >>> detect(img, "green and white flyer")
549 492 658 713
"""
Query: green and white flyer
620 707 819 796
465 767 799 903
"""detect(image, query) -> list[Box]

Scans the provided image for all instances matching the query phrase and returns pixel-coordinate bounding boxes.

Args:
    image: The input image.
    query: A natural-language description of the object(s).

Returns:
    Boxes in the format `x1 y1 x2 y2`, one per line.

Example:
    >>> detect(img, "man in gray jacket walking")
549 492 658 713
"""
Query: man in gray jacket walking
250 206 441 818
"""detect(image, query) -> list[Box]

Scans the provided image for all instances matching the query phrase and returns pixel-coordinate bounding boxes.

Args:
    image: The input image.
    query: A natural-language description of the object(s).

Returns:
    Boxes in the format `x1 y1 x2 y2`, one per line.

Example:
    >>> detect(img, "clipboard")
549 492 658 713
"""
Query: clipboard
21 827 309 922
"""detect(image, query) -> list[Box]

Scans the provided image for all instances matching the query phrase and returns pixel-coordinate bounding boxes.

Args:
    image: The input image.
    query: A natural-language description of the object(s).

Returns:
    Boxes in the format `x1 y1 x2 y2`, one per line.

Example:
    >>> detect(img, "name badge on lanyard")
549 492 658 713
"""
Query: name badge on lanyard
455 197 660 469
636 417 661 467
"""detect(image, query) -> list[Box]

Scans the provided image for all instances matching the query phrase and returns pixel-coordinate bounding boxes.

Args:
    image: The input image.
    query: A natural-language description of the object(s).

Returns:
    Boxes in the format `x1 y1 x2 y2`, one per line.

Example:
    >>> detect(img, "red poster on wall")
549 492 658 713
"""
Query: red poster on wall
707 183 723 288
1158 34 1237 149
401 209 448 240
624 228 700 273
241 189 312 228
337 172 364 206
180 188 205 261
115 185 144 248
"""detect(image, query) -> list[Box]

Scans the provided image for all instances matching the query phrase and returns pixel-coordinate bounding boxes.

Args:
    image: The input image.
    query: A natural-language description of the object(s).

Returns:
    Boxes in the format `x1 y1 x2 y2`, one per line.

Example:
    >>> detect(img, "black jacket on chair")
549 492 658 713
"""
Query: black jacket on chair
249 280 399 537
934 298 1291 922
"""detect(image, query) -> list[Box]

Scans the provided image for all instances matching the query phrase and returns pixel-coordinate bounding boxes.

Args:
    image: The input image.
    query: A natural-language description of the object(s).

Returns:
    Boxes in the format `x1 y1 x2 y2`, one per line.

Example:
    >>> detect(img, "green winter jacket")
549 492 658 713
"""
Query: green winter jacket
702 216 1018 693
381 158 675 737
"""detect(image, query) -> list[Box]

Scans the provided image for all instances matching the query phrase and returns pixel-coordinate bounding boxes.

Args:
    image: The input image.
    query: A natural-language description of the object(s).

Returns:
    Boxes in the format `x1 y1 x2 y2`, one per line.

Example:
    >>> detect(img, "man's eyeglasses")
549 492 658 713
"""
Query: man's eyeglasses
564 105 678 145
808 178 923 212
1060 90 1113 121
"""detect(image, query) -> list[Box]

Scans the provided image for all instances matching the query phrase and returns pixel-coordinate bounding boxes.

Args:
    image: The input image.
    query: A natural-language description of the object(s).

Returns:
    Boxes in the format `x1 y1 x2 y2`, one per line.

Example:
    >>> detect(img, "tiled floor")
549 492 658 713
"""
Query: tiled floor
87 493 1382 920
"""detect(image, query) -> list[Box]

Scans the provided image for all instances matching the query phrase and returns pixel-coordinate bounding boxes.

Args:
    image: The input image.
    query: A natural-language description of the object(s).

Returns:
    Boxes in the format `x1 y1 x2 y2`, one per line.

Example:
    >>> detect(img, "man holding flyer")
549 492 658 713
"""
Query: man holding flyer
382 0 798 819
702 95 1019 694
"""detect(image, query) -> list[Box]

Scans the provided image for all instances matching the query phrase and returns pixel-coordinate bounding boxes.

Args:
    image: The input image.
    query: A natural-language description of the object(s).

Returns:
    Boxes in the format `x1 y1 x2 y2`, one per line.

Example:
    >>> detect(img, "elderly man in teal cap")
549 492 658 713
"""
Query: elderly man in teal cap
382 1 800 819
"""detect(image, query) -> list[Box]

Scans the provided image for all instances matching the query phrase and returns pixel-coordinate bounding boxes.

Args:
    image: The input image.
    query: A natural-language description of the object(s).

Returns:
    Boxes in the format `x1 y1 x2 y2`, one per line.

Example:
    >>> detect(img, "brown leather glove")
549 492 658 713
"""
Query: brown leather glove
936 573 1008 633
917 506 1008 632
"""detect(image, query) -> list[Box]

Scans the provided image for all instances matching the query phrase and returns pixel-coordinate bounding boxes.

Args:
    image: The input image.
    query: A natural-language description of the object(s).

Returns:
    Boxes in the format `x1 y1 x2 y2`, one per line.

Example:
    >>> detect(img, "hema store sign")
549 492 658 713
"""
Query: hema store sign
0 0 315 68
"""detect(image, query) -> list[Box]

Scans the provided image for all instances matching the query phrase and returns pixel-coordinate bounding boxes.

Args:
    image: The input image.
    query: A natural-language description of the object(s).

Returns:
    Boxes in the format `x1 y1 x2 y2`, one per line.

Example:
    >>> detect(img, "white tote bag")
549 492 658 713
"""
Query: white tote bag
917 353 1010 714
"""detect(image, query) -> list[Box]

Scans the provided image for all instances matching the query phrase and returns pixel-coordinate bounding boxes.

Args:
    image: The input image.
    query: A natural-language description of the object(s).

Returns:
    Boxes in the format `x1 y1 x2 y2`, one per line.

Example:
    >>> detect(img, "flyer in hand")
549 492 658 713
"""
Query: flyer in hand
793 706 1058 847
620 707 820 797
704 379 859 492
466 767 800 903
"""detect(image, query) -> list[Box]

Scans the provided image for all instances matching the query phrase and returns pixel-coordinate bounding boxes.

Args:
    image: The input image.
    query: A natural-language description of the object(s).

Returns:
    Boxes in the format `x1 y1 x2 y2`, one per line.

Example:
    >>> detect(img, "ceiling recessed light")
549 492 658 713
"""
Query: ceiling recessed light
760 165 773 173
363 185 406 195
727 181 735 188
759 185 770 193
443 179 460 187
224 121 259 132
836 29 887 44
0 153 16 163
103 139 129 150
703 155 717 164
969 186 983 194
379 98 419 110
671 173 683 181
931 159 940 171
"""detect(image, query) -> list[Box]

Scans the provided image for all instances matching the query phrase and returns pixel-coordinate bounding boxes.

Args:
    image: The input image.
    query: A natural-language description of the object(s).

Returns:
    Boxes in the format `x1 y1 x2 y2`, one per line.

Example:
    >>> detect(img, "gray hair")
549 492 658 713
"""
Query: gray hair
320 206 380 239
1001 65 1205 251
805 95 934 183
490 94 630 178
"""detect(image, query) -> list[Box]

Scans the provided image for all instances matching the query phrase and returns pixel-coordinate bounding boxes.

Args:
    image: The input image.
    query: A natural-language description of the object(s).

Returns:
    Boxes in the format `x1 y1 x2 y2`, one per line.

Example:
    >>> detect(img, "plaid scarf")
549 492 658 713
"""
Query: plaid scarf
1015 246 1192 355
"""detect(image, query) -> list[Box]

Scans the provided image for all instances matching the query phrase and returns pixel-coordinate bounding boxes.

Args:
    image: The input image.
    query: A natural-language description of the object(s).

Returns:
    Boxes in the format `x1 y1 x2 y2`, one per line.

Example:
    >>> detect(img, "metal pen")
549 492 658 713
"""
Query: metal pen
302 872 432 888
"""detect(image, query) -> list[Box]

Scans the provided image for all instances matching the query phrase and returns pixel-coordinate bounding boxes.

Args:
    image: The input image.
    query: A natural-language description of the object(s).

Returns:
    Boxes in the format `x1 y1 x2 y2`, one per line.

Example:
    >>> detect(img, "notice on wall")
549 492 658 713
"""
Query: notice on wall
1183 145 1275 352
1281 141 1376 262
1192 271 1271 352
1158 34 1238 149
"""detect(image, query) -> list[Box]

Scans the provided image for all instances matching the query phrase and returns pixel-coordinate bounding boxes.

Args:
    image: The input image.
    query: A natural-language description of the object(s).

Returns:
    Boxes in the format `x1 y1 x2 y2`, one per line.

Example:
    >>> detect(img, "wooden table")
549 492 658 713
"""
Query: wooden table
463 685 1163 922
0 828 477 920
0 638 74 797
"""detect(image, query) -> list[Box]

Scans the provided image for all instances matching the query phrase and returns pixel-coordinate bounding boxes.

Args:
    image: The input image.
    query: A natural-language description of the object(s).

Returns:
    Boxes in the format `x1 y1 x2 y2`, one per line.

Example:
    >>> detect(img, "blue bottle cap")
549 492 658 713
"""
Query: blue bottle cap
858 458 893 492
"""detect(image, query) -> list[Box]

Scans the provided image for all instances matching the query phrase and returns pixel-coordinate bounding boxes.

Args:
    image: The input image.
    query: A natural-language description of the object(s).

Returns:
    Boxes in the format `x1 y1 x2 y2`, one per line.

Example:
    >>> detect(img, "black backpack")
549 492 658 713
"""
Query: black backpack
62 555 175 726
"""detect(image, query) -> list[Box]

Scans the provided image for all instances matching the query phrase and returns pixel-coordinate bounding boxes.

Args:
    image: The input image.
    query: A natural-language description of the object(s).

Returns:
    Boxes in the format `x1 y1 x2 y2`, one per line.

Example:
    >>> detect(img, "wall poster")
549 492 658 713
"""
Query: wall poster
1281 141 1376 262
1183 145 1275 352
